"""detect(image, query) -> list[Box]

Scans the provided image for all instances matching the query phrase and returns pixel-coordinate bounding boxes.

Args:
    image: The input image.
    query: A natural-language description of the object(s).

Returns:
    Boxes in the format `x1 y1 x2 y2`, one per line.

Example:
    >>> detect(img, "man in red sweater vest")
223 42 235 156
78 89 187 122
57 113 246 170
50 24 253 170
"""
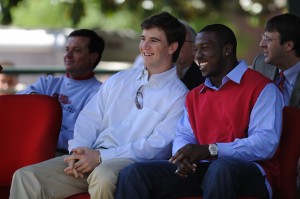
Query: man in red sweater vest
115 24 284 199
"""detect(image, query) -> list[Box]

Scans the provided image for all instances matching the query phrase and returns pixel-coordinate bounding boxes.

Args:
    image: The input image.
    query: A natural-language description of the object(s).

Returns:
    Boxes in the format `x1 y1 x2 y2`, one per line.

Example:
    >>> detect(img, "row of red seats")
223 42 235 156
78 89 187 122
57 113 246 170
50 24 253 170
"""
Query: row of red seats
1 95 299 199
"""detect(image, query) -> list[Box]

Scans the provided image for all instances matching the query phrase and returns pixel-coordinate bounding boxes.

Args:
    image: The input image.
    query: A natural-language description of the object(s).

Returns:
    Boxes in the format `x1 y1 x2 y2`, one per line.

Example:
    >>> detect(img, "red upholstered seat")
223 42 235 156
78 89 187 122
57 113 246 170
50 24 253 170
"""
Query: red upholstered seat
66 106 300 199
275 106 300 199
66 194 257 199
0 94 62 199
66 193 90 199
179 197 257 199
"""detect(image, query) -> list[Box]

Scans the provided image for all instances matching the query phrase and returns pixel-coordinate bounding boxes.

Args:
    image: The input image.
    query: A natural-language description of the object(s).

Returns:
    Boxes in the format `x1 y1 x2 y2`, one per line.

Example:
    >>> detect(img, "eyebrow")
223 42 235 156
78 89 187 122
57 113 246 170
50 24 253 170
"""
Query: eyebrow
141 33 161 40
195 41 210 46
150 36 161 41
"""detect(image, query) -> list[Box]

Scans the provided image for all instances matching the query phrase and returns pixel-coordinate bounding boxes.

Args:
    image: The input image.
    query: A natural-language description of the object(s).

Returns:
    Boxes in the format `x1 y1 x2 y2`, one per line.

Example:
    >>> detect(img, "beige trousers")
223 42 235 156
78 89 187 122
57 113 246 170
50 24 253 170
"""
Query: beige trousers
9 156 135 199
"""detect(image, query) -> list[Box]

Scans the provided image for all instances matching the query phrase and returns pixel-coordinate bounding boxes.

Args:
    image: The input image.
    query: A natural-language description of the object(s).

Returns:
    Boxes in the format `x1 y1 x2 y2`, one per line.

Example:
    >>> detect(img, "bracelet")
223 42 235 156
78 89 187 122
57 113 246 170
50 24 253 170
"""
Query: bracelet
97 150 102 165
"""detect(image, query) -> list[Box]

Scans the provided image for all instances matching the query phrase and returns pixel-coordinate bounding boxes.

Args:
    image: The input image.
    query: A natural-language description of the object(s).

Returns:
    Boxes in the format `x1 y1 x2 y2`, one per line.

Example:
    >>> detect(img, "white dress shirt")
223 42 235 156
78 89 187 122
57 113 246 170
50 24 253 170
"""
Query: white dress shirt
69 66 188 162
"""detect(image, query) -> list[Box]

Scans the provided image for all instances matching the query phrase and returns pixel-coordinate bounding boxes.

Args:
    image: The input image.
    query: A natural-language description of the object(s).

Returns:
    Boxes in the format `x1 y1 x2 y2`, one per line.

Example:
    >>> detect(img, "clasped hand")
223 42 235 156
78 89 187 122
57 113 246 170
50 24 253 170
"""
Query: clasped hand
169 144 210 178
63 147 100 178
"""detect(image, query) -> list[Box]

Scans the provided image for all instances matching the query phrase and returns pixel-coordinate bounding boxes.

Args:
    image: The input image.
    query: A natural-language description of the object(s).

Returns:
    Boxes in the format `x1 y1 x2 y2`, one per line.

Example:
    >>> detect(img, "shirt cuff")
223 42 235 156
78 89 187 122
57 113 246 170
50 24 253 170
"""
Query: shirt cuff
216 142 233 158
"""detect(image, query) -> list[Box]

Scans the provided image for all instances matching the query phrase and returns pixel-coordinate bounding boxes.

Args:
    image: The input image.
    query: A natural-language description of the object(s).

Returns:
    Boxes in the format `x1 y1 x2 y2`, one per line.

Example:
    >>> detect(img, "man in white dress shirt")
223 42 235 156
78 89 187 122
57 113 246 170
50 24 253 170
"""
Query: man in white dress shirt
9 12 188 199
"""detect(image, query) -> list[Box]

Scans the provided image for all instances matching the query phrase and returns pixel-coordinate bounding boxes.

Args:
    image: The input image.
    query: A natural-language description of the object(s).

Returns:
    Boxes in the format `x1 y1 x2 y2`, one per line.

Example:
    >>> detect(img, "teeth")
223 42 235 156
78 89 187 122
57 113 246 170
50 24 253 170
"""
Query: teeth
144 52 153 56
199 62 208 66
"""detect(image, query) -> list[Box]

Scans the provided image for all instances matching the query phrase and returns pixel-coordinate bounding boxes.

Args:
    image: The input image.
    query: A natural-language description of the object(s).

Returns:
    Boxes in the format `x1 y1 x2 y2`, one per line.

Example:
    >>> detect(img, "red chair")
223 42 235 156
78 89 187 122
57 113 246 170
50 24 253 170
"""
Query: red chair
275 106 300 199
67 106 300 199
0 94 62 199
66 193 90 199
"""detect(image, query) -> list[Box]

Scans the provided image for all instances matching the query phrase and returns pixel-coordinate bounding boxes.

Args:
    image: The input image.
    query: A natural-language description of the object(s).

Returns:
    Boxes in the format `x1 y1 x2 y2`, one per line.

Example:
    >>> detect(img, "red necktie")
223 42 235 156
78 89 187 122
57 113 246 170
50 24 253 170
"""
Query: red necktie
277 71 285 91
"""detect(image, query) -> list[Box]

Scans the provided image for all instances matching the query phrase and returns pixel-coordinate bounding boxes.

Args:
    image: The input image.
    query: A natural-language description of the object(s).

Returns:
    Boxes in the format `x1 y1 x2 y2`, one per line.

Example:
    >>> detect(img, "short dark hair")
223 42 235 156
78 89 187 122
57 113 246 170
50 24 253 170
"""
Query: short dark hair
141 12 186 63
199 24 237 55
68 29 105 68
265 13 300 57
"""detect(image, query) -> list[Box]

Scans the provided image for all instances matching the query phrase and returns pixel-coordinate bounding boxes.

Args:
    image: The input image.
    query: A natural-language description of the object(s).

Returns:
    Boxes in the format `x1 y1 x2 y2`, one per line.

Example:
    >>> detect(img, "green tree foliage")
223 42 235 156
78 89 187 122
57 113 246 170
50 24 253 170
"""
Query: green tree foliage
9 0 73 28
1 0 297 63
0 0 22 24
2 0 296 29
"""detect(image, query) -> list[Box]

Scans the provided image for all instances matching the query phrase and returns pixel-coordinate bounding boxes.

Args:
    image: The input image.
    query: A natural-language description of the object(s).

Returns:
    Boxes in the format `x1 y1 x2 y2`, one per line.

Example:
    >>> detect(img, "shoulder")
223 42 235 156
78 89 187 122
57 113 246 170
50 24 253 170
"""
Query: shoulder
245 68 272 83
33 75 62 85
252 53 266 70
169 77 189 94
81 77 102 86
252 53 277 79
106 67 139 84
186 84 204 96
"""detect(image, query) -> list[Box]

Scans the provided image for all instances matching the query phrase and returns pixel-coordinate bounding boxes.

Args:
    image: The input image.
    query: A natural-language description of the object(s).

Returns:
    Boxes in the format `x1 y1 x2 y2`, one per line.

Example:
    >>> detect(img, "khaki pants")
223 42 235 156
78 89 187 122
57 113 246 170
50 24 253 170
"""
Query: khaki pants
9 156 135 199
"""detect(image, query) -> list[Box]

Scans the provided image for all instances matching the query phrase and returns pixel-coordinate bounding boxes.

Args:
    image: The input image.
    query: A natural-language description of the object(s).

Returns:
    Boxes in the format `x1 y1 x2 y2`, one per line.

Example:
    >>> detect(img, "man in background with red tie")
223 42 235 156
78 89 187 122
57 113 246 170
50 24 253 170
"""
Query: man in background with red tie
253 13 300 107
252 12 300 198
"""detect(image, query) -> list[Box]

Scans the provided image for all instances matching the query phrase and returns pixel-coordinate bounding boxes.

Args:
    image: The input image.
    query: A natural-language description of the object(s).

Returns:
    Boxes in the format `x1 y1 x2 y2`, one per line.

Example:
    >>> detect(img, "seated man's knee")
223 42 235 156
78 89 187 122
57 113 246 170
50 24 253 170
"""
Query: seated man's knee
13 166 35 181
120 162 142 177
88 163 119 190
207 158 238 175
120 162 154 181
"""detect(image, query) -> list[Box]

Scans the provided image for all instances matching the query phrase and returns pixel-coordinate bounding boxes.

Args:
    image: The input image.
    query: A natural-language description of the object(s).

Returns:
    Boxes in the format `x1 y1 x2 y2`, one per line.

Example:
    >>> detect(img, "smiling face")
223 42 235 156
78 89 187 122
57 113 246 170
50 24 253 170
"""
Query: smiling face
139 27 177 75
64 36 98 79
194 32 225 79
260 31 284 66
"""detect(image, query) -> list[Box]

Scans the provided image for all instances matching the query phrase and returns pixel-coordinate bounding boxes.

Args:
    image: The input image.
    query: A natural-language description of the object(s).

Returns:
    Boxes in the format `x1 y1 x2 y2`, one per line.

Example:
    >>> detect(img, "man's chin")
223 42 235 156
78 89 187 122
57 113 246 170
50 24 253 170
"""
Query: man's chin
200 71 208 78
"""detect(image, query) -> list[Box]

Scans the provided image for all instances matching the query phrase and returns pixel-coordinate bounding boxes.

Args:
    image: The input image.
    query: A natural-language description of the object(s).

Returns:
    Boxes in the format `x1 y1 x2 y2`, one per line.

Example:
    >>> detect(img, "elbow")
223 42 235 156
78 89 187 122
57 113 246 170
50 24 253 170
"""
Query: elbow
261 139 279 160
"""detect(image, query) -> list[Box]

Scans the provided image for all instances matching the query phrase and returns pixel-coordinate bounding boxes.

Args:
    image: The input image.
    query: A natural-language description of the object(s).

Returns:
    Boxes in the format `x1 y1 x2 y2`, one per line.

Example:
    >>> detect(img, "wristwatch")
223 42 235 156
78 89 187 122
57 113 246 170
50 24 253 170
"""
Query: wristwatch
208 144 218 157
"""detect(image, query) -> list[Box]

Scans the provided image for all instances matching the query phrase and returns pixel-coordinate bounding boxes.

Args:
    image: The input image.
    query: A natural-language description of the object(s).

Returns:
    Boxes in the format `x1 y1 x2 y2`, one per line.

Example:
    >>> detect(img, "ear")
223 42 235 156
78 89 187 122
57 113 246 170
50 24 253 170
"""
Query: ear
223 44 233 57
90 52 99 65
168 42 179 55
284 40 295 52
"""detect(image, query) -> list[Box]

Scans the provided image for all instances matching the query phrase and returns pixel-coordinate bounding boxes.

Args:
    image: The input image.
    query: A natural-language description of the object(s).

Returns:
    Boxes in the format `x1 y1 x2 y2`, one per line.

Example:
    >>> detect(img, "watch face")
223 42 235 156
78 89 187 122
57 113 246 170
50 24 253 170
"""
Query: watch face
209 144 218 156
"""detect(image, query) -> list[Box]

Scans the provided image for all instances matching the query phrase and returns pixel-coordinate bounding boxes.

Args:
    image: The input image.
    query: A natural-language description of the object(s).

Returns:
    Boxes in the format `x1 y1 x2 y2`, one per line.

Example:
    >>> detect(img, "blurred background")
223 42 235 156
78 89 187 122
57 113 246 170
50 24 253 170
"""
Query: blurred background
0 0 299 86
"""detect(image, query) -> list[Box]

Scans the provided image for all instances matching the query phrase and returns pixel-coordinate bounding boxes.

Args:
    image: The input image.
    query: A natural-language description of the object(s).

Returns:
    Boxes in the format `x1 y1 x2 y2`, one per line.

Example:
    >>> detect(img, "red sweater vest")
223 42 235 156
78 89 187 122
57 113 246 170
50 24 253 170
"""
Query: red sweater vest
186 69 279 189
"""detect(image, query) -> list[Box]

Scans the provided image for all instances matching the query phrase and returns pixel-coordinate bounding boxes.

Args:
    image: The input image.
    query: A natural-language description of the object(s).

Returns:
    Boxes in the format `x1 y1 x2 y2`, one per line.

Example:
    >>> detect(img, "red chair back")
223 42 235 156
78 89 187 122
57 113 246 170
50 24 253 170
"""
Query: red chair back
276 106 300 199
0 94 62 198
